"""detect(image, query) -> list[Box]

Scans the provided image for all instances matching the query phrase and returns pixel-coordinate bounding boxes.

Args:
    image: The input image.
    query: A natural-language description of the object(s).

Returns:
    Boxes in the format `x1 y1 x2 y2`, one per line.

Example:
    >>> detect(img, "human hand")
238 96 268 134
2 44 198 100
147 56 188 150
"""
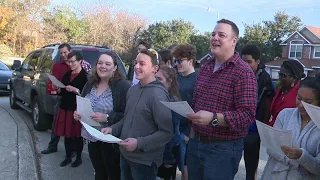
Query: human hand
184 135 189 144
101 127 112 135
281 145 302 159
119 138 138 152
91 112 108 122
187 110 213 126
73 111 81 121
65 85 79 94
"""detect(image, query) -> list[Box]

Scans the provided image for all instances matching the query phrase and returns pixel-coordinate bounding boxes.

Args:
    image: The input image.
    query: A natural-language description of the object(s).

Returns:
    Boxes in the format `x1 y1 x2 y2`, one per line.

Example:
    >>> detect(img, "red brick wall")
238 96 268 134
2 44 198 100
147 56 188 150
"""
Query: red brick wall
302 46 310 59
282 46 289 58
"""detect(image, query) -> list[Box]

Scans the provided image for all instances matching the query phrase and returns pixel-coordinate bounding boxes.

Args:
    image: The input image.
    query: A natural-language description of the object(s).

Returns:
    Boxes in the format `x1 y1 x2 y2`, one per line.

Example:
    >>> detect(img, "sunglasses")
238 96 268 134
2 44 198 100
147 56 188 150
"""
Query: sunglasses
278 72 294 79
174 59 183 65
148 48 159 65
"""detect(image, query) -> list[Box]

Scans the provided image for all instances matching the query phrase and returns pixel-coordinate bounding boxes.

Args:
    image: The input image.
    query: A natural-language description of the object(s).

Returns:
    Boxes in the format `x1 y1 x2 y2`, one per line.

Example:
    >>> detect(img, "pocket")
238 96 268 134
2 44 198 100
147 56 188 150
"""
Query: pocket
210 141 233 152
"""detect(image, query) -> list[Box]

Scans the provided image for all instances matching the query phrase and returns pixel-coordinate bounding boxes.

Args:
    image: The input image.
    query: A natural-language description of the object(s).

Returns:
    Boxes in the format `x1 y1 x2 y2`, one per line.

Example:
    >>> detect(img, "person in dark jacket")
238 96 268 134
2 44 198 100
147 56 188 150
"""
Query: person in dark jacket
156 66 183 180
102 49 173 180
74 51 130 180
241 44 275 180
172 43 198 180
54 52 88 167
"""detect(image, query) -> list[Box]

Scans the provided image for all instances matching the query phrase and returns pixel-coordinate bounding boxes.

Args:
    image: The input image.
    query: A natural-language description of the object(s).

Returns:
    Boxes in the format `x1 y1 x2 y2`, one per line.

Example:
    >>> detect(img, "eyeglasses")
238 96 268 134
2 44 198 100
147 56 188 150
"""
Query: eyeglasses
174 59 183 65
148 48 159 65
66 60 77 64
174 58 188 65
278 72 293 79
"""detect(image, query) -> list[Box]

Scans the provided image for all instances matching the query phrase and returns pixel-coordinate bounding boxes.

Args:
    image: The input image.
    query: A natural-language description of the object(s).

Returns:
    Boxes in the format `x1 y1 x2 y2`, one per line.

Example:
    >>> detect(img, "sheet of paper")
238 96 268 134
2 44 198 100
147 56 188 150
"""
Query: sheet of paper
160 101 194 118
302 101 320 129
80 121 122 143
76 96 101 127
256 120 292 155
46 73 65 88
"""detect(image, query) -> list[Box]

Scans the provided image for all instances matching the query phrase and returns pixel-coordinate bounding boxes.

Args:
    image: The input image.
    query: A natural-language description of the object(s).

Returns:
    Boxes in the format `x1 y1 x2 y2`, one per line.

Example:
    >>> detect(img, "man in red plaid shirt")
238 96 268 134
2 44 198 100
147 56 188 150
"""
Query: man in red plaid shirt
186 19 258 180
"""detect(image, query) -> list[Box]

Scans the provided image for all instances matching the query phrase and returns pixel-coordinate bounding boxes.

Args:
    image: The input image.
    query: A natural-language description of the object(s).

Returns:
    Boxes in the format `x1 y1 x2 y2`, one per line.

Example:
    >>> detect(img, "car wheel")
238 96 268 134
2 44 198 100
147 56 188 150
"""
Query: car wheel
32 95 50 131
9 87 19 109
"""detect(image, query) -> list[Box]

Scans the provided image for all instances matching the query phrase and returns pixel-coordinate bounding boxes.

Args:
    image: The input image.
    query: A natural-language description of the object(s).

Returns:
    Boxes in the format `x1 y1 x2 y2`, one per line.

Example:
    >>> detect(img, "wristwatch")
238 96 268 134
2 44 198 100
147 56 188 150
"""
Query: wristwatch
211 113 218 127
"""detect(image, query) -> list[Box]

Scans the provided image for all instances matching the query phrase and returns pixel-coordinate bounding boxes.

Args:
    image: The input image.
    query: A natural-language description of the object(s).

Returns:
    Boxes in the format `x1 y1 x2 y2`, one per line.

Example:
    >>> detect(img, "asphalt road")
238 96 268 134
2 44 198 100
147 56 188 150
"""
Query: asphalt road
0 95 268 180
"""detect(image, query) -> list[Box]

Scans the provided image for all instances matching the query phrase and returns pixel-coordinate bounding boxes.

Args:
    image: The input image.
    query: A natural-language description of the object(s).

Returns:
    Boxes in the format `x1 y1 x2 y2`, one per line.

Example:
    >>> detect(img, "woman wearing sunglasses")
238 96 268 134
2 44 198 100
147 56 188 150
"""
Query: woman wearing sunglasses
101 49 173 180
268 60 305 126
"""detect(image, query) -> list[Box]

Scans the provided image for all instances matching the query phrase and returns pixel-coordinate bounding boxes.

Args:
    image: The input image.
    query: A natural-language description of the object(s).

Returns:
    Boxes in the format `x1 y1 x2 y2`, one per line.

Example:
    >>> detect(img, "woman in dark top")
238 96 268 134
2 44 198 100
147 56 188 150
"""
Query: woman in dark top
54 52 88 167
268 60 305 126
74 51 130 180
156 66 183 180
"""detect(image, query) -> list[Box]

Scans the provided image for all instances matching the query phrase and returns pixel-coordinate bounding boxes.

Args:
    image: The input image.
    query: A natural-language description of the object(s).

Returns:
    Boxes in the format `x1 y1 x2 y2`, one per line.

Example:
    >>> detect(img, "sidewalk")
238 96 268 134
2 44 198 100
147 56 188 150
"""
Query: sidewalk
0 106 39 180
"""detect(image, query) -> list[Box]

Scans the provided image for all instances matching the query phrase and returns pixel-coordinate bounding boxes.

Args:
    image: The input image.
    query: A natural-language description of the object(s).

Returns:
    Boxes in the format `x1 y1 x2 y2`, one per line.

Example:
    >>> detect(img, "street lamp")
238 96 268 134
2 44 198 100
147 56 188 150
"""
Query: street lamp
207 7 220 21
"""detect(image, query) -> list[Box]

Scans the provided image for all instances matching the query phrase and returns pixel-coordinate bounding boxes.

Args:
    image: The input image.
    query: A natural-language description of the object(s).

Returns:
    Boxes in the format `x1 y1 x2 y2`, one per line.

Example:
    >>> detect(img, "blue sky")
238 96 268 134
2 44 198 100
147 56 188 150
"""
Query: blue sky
50 0 320 36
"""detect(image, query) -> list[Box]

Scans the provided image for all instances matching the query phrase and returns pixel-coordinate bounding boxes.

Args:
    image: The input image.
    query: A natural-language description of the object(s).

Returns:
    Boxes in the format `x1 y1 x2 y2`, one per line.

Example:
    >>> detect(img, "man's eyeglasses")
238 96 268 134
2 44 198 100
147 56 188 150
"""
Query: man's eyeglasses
148 48 159 65
174 59 183 65
174 58 188 65
278 72 294 79
66 60 77 64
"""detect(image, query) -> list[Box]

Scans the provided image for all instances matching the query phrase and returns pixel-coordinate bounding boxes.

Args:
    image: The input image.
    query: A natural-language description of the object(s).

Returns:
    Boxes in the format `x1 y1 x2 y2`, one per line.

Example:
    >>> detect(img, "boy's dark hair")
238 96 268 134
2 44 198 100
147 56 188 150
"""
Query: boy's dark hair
300 73 320 104
58 43 72 51
159 49 173 65
139 49 159 66
67 51 83 61
137 40 152 49
172 44 197 66
217 19 239 38
241 44 261 61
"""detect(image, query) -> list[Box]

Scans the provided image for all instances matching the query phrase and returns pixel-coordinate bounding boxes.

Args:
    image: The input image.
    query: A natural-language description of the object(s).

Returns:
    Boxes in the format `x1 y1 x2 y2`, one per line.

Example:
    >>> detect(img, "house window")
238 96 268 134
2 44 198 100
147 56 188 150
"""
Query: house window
314 47 320 58
289 41 303 58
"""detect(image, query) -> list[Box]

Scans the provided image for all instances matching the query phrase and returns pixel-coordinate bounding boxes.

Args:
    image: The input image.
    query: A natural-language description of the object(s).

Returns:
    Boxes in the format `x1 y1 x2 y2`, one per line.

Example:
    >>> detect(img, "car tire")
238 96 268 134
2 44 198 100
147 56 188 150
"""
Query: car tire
32 95 49 131
9 87 19 109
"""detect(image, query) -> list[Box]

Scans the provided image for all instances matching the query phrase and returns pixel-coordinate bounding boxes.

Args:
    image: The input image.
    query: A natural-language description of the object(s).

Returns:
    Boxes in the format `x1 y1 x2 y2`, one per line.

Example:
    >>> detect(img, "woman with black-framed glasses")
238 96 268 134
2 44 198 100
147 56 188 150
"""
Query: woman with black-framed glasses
268 60 305 127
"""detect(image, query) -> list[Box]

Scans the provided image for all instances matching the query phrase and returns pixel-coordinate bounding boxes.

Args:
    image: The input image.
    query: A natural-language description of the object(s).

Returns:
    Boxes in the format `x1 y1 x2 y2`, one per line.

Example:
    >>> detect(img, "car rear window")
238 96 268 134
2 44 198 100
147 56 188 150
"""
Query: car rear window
0 61 9 70
74 50 101 66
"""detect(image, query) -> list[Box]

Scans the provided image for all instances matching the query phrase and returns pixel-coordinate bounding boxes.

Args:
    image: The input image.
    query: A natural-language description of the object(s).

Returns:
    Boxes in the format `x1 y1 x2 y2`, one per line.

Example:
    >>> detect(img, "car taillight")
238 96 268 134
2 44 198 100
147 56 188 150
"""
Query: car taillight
47 80 58 95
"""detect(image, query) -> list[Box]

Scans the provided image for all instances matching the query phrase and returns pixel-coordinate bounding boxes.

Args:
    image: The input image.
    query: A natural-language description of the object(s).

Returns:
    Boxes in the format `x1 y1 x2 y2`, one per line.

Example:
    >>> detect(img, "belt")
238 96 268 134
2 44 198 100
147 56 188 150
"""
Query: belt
194 133 223 144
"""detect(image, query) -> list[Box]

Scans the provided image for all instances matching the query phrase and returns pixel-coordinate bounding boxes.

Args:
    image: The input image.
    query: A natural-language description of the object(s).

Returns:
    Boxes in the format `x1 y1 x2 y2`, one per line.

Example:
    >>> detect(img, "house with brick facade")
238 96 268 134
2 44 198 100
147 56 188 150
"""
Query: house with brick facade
265 25 320 79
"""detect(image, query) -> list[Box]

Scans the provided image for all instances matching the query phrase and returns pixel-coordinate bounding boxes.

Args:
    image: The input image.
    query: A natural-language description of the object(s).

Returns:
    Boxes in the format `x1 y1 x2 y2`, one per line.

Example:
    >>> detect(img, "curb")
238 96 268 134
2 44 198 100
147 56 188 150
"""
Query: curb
1 106 40 180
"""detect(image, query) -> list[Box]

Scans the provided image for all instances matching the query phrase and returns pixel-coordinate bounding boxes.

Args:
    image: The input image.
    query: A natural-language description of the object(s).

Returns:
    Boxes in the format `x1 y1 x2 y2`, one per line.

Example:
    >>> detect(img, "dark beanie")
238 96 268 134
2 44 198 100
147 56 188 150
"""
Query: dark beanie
281 60 305 80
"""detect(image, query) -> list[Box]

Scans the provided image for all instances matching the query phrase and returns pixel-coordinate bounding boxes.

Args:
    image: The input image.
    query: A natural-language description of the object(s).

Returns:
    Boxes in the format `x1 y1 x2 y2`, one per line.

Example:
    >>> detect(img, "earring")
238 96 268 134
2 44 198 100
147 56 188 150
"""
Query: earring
291 82 295 88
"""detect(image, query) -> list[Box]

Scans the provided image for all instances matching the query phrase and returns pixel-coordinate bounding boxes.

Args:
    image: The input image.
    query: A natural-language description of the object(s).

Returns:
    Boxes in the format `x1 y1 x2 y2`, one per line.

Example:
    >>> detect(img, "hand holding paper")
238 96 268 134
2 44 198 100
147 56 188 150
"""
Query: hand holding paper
81 121 121 143
76 96 100 127
256 120 292 155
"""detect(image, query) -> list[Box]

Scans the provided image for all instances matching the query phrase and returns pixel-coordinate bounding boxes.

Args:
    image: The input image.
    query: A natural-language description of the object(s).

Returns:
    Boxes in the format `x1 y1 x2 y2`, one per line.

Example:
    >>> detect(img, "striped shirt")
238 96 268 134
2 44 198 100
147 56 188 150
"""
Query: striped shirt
81 87 113 142
192 53 257 140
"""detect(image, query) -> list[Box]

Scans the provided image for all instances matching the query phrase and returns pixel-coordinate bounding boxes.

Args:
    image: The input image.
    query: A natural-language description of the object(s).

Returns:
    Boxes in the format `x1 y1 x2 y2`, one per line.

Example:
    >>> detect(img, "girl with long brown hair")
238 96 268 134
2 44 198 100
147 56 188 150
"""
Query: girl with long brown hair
156 66 183 180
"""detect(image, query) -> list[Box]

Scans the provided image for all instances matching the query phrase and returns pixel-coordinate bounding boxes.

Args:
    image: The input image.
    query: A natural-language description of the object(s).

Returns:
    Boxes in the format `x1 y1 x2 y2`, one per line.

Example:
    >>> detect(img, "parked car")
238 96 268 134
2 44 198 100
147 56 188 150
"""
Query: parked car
0 61 12 93
9 44 127 131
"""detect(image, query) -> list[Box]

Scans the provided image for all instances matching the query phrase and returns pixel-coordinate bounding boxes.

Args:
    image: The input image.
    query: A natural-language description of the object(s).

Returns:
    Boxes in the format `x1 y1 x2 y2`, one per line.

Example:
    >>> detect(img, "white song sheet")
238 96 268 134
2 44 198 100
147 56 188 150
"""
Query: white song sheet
302 101 320 129
46 73 65 88
80 121 122 143
160 101 194 118
76 96 100 127
256 120 292 155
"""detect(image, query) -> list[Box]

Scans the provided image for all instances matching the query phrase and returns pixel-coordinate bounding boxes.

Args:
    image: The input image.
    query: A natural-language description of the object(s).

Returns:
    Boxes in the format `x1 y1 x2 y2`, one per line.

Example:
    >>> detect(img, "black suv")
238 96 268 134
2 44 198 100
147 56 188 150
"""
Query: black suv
9 44 127 131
